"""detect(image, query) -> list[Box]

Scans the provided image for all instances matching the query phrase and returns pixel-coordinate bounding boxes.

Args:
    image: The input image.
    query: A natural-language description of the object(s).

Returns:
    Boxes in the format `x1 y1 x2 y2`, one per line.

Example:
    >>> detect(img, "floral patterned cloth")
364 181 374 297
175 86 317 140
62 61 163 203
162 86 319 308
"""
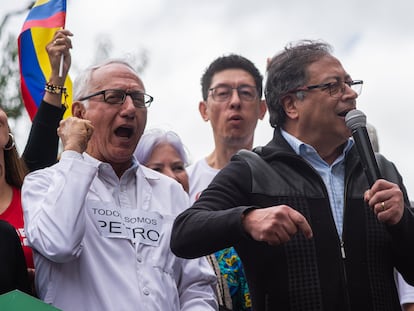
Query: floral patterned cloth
215 247 251 311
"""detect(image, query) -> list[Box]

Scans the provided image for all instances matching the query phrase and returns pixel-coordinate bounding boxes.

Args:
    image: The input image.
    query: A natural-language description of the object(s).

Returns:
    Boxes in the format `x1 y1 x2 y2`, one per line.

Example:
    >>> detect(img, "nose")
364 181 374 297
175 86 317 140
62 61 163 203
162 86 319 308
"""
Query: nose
229 88 241 109
342 83 358 100
120 95 137 118
163 167 177 180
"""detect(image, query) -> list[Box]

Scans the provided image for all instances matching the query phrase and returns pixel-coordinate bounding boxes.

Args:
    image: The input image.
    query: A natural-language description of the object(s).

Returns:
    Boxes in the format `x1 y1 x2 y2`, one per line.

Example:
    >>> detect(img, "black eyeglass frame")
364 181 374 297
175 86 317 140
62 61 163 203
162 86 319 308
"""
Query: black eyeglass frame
78 89 154 108
287 80 363 98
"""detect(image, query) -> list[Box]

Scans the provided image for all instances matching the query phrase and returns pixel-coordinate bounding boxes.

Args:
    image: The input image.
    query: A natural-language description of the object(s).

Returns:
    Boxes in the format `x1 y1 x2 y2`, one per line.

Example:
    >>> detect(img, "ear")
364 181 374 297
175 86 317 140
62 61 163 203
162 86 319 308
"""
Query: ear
258 99 267 120
281 95 299 121
198 101 209 122
72 101 86 119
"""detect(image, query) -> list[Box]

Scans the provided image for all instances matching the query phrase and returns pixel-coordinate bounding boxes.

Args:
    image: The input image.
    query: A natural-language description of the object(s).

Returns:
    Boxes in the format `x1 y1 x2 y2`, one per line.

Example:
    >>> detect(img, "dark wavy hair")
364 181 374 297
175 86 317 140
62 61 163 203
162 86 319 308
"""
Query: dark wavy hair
265 40 332 128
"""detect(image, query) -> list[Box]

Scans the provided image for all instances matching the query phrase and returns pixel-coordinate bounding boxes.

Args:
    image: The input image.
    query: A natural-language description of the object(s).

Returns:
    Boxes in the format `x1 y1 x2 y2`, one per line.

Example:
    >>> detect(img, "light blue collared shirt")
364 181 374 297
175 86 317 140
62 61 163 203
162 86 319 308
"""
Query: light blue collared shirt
281 129 353 237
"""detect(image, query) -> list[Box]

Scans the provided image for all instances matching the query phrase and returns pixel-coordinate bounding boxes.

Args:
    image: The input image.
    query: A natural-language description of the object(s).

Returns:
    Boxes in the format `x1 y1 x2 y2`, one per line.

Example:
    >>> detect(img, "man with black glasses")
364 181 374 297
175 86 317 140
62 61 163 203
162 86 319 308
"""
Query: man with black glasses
22 58 217 311
187 54 267 311
188 54 267 206
171 40 414 311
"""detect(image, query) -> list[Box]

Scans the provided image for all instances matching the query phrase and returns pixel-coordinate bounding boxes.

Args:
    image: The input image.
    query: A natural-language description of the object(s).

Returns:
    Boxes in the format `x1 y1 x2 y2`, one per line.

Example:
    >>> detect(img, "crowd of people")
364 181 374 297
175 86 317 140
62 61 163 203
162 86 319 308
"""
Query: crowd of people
1 28 414 311
170 41 414 311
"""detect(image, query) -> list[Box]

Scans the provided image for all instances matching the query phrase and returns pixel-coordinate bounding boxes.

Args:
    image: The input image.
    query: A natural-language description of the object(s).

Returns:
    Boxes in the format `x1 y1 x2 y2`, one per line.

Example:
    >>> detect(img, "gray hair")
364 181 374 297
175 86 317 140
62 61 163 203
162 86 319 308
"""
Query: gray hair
265 40 333 128
134 128 189 166
73 58 138 108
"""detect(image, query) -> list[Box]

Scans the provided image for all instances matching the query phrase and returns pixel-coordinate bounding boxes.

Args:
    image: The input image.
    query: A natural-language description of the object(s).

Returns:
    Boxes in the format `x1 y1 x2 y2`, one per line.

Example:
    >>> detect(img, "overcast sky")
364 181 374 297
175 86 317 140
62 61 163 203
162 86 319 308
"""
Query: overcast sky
2 0 414 196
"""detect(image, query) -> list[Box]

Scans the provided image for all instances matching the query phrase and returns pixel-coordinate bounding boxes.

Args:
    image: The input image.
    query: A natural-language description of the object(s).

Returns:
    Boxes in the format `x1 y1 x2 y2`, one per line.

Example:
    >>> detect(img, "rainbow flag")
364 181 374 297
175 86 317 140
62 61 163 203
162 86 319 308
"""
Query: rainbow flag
18 0 72 120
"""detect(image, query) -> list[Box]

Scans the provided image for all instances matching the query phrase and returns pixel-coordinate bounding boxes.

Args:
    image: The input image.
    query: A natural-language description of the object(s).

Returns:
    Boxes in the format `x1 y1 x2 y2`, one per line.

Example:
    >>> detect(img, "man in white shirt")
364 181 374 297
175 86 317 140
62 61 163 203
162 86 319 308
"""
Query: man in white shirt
22 58 217 311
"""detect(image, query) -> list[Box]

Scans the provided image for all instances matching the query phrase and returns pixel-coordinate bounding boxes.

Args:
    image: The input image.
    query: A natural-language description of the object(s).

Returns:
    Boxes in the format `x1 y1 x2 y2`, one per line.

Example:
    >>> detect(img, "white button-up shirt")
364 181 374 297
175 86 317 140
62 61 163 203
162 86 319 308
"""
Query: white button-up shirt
22 151 217 311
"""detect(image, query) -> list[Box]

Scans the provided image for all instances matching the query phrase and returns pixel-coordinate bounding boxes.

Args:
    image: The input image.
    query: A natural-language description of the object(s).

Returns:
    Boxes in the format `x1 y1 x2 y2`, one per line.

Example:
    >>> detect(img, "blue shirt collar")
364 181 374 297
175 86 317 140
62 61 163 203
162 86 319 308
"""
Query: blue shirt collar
280 128 354 166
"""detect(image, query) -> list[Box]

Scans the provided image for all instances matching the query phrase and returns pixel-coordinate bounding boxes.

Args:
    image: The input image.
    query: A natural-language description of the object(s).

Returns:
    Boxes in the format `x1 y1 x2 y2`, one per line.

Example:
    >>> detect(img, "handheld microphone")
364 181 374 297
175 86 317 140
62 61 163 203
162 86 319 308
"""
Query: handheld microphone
345 109 382 187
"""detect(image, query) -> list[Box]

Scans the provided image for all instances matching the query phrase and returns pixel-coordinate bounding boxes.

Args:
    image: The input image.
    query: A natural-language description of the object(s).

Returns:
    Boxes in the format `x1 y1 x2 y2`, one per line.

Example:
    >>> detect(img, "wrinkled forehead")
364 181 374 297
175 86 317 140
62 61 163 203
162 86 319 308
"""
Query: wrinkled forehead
91 63 145 90
305 55 349 81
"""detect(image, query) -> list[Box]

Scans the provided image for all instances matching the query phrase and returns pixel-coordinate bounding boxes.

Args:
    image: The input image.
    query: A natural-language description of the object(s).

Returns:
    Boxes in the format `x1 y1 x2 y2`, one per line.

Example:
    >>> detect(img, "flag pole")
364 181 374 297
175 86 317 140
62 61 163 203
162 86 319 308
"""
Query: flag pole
58 25 65 77
59 54 64 77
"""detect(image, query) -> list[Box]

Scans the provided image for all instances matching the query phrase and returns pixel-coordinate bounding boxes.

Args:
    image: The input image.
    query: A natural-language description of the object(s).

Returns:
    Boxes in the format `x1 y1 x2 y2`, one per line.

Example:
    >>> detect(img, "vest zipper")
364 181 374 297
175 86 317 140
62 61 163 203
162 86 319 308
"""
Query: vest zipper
340 240 346 259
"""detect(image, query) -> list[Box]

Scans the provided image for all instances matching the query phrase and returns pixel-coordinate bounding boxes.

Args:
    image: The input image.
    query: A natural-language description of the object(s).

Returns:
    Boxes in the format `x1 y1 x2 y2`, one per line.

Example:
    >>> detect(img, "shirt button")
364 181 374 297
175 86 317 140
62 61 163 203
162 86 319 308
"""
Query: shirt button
143 287 150 295
136 256 142 263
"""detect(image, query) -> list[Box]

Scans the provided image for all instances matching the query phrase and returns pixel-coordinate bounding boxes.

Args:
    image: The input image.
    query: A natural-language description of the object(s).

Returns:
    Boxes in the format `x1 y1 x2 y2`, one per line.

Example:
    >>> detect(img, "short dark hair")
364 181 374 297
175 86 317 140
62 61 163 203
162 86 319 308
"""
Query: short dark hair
265 40 332 128
200 54 263 101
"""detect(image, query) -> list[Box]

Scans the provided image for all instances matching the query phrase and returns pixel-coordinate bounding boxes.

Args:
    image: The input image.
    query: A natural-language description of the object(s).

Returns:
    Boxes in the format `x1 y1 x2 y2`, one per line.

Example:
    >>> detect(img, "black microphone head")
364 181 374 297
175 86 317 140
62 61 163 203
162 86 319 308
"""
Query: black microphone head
345 109 367 131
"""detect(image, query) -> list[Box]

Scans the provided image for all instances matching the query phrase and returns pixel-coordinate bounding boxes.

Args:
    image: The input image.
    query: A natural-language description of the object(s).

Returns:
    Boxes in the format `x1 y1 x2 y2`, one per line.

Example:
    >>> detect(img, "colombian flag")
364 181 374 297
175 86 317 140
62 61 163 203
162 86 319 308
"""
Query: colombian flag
18 0 72 120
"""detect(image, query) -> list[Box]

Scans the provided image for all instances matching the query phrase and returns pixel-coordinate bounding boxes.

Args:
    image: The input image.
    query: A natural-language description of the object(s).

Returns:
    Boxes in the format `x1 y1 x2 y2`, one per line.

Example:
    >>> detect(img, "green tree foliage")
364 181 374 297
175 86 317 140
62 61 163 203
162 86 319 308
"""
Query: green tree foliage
0 33 23 120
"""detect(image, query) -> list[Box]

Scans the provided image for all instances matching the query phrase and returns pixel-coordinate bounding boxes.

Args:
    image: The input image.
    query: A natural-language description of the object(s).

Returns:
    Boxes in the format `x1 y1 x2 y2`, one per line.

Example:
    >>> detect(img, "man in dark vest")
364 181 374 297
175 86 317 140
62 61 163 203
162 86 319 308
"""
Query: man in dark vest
171 40 414 311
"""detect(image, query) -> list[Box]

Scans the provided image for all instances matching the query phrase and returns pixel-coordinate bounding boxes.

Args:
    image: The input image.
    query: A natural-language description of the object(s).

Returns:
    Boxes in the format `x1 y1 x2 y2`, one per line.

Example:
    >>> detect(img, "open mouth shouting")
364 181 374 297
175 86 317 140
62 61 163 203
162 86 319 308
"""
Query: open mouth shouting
115 126 133 138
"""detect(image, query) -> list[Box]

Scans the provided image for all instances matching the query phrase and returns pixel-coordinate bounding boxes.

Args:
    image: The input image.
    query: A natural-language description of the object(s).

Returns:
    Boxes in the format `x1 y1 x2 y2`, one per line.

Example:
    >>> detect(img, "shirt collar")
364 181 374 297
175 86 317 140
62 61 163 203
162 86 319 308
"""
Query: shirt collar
83 152 139 178
280 128 354 164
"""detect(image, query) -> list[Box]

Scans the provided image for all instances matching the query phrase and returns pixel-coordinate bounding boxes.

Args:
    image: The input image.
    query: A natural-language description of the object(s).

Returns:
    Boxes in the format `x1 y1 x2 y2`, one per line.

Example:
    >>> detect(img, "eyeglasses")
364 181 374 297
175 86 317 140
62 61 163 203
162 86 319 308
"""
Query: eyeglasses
209 85 259 102
78 89 154 108
288 80 363 98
